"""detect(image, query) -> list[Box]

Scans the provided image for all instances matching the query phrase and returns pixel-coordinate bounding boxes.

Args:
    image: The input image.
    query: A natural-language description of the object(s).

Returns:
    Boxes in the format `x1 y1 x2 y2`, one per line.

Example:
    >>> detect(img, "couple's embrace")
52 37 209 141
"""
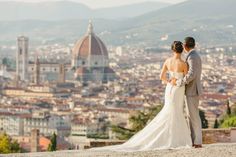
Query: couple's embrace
91 37 203 152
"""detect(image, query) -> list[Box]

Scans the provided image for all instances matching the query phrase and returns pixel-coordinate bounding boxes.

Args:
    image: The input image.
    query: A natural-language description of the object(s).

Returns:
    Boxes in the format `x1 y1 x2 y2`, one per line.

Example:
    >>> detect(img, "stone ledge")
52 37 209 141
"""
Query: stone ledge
202 128 236 144
2 143 236 157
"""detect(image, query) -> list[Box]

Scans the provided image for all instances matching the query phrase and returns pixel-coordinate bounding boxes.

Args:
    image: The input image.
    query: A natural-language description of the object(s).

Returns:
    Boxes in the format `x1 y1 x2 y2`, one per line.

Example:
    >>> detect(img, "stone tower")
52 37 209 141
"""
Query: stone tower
31 129 39 152
59 64 65 83
16 36 29 81
34 57 40 85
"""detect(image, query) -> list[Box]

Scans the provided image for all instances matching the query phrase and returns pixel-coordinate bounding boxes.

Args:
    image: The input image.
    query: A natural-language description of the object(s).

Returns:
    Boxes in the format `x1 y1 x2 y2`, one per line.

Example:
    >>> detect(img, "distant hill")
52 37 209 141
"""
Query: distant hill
0 0 236 47
117 0 236 46
0 1 170 21
94 2 170 19
0 19 123 45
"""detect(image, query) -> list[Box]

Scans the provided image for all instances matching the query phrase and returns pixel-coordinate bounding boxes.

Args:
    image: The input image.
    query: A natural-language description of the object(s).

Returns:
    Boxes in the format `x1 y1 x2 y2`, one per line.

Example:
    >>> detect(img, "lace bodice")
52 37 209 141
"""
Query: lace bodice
169 71 184 79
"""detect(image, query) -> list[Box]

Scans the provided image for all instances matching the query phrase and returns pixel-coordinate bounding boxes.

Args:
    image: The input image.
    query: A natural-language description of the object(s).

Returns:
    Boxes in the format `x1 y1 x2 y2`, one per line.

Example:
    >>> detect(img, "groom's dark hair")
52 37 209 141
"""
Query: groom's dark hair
184 37 195 49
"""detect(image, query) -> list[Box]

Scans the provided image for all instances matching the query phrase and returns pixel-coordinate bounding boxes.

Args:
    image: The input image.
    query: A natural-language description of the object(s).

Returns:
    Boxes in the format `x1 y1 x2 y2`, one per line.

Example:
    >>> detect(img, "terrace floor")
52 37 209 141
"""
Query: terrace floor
2 143 236 157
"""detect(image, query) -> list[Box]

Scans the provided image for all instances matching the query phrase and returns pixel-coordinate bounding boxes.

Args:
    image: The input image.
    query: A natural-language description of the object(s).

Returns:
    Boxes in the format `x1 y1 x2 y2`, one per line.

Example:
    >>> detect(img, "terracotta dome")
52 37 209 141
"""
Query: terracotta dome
73 21 108 59
72 21 116 84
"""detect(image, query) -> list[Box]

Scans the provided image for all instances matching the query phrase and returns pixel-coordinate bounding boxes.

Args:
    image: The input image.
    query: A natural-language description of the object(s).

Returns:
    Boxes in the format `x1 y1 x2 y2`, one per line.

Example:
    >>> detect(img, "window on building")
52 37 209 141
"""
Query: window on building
19 48 22 55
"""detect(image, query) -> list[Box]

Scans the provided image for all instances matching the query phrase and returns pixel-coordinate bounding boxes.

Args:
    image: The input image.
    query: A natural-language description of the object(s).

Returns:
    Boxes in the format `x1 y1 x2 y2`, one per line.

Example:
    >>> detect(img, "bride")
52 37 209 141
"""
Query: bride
90 41 192 152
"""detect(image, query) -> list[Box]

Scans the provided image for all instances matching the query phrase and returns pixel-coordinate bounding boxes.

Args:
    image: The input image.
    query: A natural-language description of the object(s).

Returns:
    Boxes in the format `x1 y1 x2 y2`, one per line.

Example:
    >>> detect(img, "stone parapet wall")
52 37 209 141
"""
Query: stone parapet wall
88 128 236 148
90 141 125 148
203 128 236 144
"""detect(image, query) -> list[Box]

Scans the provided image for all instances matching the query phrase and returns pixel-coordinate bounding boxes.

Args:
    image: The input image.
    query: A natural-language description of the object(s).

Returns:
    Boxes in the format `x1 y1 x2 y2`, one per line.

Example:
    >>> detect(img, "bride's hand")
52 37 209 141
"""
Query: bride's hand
170 78 177 86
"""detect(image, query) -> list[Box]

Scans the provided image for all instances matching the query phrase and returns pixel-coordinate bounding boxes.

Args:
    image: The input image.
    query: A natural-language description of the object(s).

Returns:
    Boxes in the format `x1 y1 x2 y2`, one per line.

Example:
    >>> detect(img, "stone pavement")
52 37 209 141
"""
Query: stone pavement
2 143 236 157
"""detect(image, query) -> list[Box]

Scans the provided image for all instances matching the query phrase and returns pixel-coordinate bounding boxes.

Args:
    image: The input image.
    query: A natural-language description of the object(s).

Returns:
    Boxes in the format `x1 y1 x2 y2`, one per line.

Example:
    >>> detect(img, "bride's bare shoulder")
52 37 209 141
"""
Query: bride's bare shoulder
164 57 172 64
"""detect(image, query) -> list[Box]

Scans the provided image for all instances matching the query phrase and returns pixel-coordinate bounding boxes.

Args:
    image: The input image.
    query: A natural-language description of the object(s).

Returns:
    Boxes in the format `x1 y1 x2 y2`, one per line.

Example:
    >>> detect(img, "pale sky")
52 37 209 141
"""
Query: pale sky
0 0 187 8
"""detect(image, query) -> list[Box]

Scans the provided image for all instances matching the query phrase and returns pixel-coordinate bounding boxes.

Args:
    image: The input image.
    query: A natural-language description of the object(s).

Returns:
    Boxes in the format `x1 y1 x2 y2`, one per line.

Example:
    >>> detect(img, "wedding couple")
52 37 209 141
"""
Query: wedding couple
91 37 203 152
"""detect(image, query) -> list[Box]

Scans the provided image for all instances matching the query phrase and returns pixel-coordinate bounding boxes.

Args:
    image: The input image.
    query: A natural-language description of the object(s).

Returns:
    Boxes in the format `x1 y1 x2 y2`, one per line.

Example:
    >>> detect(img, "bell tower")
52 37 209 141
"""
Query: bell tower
34 57 40 85
16 36 29 81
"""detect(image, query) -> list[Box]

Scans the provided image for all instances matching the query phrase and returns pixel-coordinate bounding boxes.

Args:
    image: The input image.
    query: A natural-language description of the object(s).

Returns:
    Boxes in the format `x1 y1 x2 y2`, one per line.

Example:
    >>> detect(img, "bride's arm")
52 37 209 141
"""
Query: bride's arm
160 60 169 84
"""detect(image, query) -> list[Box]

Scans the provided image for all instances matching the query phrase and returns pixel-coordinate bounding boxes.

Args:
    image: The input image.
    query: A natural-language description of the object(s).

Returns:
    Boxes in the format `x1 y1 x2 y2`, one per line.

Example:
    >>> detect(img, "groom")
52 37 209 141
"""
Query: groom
172 37 203 148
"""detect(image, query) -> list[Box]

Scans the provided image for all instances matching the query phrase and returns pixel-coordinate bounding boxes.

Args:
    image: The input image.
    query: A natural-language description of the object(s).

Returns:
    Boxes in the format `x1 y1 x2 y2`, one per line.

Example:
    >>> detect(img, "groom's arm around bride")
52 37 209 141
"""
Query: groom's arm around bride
172 37 202 96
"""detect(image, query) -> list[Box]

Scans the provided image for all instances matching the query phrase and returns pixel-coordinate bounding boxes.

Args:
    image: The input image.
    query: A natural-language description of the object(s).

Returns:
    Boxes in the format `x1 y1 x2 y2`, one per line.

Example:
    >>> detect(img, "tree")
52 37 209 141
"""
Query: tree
220 116 236 128
218 103 236 128
226 100 231 116
0 133 21 154
0 133 11 154
130 105 163 132
199 110 208 128
2 58 9 66
1 57 16 69
129 111 149 132
47 132 57 151
111 125 135 140
9 140 21 153
213 118 219 128
112 105 163 140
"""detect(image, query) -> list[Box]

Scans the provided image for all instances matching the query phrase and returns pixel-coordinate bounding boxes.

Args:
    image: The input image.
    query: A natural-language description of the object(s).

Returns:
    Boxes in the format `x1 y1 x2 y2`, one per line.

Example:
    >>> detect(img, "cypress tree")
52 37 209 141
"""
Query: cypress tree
199 110 208 128
213 118 219 128
48 132 57 151
226 100 231 116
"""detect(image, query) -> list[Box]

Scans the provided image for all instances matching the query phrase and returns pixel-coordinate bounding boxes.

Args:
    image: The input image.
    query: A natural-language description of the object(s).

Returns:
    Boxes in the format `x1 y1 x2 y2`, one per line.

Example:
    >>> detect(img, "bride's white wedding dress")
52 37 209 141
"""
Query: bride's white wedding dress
91 72 192 152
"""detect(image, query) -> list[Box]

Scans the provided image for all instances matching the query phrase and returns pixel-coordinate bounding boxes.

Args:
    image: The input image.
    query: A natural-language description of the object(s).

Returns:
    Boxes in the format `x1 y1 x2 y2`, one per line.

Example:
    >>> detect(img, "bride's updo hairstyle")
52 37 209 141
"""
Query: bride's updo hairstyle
171 41 183 54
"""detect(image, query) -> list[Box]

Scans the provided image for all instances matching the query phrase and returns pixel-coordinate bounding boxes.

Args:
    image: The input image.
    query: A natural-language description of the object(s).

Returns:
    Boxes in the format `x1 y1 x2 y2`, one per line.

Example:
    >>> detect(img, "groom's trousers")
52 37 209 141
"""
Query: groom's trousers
185 96 202 145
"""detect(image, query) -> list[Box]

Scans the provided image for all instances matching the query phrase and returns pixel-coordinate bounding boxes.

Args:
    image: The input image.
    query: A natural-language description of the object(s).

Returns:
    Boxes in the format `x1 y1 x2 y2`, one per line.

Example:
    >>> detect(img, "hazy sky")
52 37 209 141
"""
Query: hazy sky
0 0 187 8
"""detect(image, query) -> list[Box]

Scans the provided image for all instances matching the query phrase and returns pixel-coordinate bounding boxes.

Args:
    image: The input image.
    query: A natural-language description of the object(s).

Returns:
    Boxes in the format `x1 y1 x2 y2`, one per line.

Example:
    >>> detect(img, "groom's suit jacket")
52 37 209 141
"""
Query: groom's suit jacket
177 50 203 97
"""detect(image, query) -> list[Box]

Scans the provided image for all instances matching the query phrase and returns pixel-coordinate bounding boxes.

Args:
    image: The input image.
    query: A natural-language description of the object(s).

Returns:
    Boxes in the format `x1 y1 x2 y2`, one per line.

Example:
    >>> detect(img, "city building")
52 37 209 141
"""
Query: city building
15 22 116 85
0 112 24 136
23 110 71 137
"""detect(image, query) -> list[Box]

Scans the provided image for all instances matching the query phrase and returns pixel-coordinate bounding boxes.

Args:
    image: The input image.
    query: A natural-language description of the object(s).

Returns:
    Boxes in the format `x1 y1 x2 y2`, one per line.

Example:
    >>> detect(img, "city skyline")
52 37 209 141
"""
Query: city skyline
1 0 236 155
0 0 186 8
